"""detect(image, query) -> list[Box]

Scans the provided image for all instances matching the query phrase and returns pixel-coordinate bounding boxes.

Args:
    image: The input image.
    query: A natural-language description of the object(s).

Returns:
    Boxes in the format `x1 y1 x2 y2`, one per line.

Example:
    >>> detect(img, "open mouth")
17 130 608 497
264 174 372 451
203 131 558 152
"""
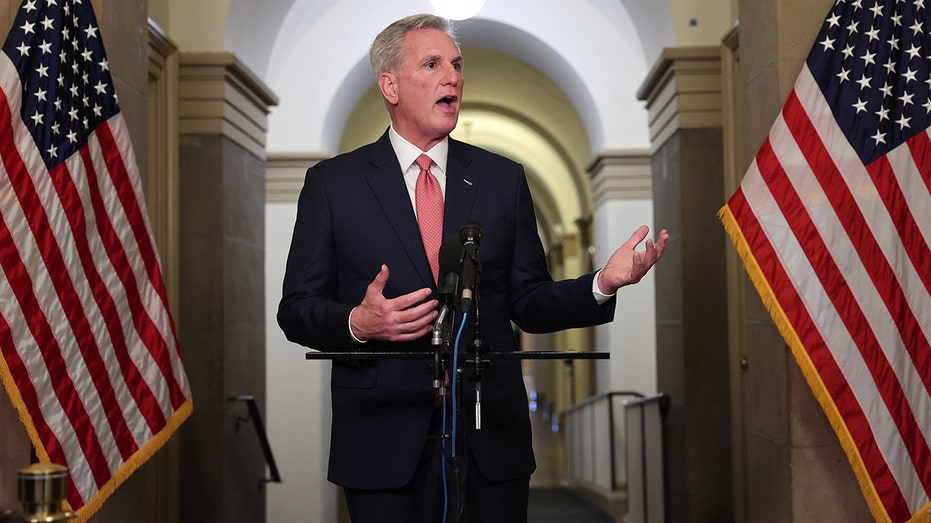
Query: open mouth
437 95 456 106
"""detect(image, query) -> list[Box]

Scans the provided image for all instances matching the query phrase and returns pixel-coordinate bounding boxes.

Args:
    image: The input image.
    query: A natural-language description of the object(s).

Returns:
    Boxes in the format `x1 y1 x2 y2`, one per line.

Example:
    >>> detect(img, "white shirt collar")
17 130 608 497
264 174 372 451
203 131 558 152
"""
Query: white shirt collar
388 125 449 175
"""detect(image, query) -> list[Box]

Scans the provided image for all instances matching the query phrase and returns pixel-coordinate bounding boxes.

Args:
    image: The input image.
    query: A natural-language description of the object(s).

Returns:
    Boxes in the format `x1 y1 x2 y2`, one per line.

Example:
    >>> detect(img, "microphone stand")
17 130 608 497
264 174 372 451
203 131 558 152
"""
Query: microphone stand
448 240 482 522
432 301 462 523
432 304 451 410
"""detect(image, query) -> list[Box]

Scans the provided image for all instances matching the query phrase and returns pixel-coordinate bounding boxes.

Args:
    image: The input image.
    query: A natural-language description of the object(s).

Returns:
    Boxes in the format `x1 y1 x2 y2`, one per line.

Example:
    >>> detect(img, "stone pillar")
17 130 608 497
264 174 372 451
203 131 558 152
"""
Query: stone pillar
637 47 732 522
735 0 871 520
177 53 277 523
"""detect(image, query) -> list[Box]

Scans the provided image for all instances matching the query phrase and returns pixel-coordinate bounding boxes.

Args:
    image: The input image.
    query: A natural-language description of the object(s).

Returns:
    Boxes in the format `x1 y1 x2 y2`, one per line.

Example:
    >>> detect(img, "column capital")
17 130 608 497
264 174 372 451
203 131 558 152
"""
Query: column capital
587 150 652 207
266 153 329 203
178 52 279 159
637 46 724 151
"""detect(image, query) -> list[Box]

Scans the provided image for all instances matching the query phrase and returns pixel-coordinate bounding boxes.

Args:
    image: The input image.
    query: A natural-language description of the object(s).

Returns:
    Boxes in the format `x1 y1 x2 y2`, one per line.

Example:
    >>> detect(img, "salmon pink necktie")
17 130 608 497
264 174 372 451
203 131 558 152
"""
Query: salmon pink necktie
415 153 443 283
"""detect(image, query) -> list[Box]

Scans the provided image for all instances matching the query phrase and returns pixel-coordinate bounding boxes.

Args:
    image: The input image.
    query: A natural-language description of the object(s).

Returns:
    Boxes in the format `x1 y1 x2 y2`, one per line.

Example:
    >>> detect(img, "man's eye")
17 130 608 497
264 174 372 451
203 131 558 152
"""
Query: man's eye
425 61 436 69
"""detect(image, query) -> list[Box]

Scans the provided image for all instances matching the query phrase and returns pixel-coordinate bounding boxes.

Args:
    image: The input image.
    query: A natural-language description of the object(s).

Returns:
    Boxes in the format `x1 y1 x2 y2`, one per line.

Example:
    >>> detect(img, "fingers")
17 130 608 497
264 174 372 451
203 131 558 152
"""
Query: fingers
391 286 434 310
354 265 438 342
622 224 650 249
366 264 390 296
628 226 669 260
382 289 437 341
647 229 669 263
600 226 670 291
388 300 439 341
656 229 670 256
366 265 433 304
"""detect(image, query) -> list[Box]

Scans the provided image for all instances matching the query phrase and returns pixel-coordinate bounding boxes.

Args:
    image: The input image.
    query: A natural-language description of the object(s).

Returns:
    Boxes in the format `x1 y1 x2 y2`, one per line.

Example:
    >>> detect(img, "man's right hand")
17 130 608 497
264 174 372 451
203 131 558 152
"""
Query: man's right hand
349 265 438 342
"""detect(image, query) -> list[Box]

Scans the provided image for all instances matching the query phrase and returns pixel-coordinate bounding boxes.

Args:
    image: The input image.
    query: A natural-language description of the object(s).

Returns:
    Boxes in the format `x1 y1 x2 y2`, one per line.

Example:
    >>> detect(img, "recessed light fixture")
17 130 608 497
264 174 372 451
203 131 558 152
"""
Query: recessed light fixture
431 0 486 20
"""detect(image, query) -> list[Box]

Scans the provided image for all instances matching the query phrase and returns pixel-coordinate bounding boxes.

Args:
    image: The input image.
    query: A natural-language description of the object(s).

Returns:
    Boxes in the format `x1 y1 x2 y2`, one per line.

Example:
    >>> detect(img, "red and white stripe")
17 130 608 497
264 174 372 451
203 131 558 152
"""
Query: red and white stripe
725 63 931 522
0 51 190 514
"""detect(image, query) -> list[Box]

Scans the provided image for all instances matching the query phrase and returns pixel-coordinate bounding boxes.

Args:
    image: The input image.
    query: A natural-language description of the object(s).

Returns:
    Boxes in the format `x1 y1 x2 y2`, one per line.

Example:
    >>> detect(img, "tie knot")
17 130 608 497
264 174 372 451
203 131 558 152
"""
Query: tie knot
415 154 433 173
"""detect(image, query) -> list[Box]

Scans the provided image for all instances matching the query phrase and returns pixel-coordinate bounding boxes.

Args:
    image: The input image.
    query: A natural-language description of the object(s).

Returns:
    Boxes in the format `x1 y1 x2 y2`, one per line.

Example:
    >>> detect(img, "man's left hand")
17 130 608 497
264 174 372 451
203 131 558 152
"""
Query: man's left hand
597 225 669 295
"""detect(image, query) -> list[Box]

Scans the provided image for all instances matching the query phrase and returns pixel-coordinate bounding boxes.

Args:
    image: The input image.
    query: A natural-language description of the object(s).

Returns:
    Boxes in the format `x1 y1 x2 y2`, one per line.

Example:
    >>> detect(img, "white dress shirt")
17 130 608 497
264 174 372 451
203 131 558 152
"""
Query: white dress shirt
388 125 448 213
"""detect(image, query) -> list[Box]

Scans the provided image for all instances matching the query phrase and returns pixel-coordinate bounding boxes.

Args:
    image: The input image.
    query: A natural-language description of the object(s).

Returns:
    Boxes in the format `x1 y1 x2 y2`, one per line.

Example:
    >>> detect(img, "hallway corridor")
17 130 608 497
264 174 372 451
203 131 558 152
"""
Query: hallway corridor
527 394 616 522
528 487 615 523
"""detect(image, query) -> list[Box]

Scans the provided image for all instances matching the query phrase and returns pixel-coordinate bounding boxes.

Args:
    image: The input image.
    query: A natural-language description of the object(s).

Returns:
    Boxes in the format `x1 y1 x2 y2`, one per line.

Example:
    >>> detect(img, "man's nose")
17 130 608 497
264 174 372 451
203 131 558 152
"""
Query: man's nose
441 65 460 84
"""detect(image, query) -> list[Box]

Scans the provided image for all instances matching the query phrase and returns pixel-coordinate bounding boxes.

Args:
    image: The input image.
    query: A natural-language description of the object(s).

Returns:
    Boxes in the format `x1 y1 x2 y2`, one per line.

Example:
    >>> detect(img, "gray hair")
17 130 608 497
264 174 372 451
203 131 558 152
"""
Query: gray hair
369 14 459 77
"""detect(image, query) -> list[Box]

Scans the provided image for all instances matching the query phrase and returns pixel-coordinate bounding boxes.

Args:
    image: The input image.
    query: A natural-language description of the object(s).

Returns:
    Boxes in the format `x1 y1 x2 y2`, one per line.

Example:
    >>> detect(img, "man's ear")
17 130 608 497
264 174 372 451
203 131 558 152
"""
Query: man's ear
378 72 399 105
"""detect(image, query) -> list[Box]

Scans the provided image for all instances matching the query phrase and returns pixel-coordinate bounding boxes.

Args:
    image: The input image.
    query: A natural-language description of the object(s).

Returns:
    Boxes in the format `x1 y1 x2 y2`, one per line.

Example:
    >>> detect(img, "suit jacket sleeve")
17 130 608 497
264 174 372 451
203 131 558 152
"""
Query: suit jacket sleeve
277 164 355 351
497 163 615 333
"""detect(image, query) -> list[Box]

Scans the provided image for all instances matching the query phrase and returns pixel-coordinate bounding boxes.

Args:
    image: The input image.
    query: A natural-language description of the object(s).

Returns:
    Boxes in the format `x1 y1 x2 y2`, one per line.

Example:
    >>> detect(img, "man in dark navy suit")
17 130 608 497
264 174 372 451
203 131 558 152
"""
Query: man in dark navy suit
277 13 668 523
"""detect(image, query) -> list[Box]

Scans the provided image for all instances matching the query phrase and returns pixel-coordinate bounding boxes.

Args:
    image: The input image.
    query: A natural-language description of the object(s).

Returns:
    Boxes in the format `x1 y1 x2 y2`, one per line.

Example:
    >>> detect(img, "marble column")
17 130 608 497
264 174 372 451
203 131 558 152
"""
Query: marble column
637 46 733 522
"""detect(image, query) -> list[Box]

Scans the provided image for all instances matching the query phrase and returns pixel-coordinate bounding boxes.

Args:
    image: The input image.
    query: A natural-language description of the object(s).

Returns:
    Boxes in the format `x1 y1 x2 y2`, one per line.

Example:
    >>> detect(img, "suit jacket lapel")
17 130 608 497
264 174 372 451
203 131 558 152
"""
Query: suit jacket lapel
443 138 478 239
364 132 435 288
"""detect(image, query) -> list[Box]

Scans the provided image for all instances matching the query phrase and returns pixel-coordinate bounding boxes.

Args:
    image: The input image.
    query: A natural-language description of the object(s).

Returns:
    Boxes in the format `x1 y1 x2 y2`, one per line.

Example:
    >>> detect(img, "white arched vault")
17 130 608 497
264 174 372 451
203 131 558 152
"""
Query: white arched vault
223 0 677 87
258 0 658 155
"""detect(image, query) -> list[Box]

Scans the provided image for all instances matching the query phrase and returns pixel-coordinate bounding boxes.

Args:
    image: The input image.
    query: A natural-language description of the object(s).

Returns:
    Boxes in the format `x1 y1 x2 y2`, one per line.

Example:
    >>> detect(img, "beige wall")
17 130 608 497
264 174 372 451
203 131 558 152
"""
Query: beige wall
735 0 872 521
670 0 737 46
148 0 229 52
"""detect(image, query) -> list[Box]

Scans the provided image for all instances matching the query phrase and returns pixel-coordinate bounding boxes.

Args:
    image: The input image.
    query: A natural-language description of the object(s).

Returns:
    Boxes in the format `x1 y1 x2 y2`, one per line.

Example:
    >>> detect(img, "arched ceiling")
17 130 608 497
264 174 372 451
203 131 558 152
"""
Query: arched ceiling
225 0 676 154
222 0 681 234
224 0 677 82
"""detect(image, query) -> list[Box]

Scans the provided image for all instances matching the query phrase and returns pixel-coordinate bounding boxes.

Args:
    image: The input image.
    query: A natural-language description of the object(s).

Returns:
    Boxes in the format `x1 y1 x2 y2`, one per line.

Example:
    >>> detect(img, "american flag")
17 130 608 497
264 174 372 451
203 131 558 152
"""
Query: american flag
0 0 191 519
720 0 931 521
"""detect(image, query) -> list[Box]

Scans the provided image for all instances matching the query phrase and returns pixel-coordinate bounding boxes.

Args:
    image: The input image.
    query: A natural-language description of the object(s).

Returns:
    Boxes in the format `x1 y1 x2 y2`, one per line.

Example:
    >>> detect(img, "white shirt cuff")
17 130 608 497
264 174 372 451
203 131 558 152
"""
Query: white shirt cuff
592 270 615 305
348 307 367 344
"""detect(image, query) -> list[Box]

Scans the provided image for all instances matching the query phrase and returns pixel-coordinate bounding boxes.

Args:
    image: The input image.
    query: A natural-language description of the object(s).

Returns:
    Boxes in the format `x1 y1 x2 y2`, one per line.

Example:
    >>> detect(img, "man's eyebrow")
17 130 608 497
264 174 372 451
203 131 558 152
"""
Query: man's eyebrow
419 54 463 64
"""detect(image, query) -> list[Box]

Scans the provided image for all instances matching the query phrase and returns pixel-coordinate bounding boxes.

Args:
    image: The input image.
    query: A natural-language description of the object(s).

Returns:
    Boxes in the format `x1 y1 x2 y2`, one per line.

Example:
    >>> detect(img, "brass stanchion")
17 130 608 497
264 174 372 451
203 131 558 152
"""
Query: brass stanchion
17 463 74 522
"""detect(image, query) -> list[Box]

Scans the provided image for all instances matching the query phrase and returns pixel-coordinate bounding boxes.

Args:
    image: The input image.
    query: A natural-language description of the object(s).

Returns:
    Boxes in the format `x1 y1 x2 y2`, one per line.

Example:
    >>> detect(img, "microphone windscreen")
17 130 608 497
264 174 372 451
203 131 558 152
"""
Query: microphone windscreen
459 221 483 246
439 236 462 286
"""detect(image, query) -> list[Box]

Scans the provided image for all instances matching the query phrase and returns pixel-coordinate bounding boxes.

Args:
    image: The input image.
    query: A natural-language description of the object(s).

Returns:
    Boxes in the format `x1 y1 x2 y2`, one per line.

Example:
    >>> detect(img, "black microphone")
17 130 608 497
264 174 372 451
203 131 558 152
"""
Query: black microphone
432 236 462 393
459 221 482 313
438 235 462 298
432 236 461 346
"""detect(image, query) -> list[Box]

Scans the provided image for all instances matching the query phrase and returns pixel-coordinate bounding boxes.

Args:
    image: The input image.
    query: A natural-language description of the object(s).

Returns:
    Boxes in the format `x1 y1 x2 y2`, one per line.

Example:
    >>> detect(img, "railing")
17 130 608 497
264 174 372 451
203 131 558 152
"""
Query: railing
228 395 282 484
562 390 644 492
624 393 669 523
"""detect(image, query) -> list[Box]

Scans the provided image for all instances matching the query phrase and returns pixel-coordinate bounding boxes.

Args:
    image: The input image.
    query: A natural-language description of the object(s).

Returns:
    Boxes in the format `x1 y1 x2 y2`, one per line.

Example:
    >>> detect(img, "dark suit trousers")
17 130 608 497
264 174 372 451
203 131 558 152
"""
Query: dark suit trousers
343 407 530 523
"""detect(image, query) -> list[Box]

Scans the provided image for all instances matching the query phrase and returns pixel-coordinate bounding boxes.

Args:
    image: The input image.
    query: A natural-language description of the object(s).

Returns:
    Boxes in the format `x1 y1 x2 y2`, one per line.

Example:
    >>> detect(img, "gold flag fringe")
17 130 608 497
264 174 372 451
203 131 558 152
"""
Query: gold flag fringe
0 348 193 522
718 203 931 523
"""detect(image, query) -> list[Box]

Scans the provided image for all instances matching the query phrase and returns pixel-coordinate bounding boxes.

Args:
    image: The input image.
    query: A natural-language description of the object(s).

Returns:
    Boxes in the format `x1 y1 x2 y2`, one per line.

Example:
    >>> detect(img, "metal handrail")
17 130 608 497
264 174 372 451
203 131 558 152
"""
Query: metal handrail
561 390 645 413
228 395 282 484
562 390 645 491
624 393 669 523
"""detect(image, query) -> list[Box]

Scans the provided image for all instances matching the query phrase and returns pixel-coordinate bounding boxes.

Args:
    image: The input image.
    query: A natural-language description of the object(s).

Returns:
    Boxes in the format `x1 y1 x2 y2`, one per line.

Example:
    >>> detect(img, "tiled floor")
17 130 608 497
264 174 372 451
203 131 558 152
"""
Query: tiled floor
528 487 615 523
527 403 616 522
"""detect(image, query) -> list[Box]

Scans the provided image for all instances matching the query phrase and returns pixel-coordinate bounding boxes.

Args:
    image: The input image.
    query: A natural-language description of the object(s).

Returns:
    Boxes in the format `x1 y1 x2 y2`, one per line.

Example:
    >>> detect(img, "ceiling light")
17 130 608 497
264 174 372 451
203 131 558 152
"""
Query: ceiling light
431 0 486 20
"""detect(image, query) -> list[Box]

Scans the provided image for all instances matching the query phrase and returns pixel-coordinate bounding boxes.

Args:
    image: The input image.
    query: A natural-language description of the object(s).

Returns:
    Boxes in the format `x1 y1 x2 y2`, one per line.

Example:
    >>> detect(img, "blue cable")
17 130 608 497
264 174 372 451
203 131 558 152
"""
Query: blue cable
452 312 468 458
439 311 469 523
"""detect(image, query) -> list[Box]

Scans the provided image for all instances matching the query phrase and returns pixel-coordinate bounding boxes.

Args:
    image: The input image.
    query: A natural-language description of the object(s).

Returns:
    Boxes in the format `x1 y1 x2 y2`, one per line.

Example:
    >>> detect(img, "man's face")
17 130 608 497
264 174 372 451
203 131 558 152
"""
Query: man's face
381 28 463 151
